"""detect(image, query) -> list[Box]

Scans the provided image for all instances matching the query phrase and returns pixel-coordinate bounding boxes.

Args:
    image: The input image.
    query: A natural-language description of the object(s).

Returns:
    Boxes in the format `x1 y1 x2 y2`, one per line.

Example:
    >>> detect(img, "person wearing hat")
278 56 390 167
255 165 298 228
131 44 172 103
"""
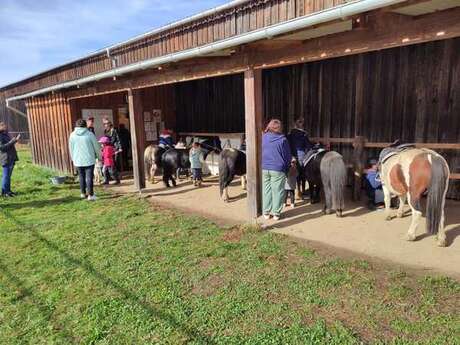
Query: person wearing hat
87 116 95 135
69 119 101 201
364 158 384 210
99 136 120 185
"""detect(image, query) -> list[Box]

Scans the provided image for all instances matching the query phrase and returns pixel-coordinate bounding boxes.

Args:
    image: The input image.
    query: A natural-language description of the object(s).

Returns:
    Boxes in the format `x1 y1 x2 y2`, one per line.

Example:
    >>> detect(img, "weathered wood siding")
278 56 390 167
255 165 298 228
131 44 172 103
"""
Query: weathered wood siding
0 92 29 139
175 74 245 133
264 37 460 198
26 93 73 173
4 0 348 97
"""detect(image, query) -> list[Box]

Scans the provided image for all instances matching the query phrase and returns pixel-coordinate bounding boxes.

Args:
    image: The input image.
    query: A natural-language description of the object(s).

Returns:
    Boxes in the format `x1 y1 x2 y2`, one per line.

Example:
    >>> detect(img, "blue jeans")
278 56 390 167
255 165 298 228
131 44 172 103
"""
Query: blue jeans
77 165 95 196
2 163 15 195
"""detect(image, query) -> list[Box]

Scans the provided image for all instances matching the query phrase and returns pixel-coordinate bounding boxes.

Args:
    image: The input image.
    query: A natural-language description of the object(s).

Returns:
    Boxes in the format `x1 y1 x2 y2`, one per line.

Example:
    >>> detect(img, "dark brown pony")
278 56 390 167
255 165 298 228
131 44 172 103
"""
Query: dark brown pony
379 145 450 246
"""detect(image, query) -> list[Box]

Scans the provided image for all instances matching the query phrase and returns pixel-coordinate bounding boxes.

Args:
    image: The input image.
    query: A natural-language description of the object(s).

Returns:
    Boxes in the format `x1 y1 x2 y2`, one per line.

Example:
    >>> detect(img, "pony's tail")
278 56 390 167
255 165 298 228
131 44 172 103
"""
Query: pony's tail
219 155 229 197
426 154 450 235
144 145 152 179
329 155 347 211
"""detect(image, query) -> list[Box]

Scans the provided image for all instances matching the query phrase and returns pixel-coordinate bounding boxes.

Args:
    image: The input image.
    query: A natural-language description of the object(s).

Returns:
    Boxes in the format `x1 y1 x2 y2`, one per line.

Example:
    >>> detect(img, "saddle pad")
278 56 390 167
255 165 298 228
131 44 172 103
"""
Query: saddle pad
302 148 326 167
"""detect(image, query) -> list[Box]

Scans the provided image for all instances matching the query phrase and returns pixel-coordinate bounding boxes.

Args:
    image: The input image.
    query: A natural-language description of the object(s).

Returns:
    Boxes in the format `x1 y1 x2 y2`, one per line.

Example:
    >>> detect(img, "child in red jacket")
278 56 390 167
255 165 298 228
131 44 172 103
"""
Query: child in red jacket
99 136 120 185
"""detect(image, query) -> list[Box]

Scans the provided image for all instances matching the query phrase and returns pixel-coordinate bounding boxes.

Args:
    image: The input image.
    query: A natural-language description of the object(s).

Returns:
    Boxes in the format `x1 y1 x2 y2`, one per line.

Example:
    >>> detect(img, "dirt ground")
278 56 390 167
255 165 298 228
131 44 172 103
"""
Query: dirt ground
115 176 460 279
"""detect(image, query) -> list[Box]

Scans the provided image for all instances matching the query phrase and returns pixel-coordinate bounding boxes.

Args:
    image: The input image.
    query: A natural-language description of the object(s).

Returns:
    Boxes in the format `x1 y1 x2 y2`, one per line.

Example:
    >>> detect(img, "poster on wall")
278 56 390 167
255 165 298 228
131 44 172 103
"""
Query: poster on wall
143 110 160 142
82 109 113 138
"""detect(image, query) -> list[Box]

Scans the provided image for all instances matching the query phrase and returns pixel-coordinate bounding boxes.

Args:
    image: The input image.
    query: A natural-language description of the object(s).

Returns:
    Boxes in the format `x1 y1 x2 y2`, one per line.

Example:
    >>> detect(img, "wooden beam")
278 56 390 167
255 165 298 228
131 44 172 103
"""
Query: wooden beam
127 89 146 191
244 68 263 221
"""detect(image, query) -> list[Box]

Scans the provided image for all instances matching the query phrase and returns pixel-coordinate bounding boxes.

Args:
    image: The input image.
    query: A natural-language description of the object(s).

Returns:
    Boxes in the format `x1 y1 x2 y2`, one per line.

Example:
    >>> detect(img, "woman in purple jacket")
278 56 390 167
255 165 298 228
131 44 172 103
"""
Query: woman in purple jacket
262 119 292 220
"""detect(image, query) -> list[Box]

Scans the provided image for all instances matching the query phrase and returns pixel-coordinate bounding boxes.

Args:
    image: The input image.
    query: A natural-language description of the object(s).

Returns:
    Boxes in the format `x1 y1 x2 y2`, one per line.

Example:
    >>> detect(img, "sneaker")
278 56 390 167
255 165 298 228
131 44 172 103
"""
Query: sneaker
80 193 87 199
87 195 97 201
273 215 281 221
263 214 271 220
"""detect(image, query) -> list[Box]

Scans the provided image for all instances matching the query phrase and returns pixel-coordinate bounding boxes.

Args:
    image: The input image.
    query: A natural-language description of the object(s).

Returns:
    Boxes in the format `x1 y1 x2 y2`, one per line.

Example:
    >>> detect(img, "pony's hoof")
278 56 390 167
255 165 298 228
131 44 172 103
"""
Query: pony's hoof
437 238 447 247
385 215 392 221
324 209 333 215
396 212 404 218
336 210 343 218
406 234 416 242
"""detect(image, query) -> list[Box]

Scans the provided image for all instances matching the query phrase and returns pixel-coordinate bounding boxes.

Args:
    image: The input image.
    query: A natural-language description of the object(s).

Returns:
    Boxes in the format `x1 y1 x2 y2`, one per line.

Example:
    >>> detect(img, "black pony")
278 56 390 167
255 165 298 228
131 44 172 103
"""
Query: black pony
161 136 222 188
219 148 246 202
300 145 347 217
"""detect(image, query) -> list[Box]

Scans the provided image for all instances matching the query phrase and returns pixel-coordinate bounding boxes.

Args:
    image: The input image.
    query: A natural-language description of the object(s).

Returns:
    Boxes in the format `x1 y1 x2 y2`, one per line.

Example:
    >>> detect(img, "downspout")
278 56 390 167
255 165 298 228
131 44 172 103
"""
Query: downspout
6 0 408 103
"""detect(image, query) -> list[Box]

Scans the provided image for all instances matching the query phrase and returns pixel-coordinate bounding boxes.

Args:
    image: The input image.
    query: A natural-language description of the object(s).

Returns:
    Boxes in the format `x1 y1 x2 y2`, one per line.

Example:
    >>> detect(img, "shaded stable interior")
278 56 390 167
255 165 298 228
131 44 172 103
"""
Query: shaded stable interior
1 0 460 219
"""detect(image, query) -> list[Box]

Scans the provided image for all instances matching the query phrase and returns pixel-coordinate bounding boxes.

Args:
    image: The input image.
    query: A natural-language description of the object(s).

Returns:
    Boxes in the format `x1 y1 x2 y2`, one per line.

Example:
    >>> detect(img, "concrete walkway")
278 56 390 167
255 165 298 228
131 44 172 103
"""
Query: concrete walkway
114 176 460 278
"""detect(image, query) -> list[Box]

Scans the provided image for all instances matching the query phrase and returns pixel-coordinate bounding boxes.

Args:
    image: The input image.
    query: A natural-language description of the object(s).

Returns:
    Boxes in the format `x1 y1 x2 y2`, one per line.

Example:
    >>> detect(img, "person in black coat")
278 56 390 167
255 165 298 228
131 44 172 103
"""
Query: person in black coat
0 122 20 197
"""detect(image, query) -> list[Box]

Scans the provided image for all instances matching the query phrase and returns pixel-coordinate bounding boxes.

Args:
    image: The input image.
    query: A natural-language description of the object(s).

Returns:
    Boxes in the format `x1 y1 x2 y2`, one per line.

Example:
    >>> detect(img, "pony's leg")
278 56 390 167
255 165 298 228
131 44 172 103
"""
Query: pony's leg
150 163 157 183
223 187 229 202
437 208 447 247
406 194 422 242
171 176 177 187
396 195 406 218
241 175 247 191
383 185 393 221
323 183 333 214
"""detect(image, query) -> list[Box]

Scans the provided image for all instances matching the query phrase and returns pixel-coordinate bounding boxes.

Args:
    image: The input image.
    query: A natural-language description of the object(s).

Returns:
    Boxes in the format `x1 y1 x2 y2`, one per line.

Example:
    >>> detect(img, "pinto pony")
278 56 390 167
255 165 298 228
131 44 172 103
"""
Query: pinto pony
379 145 450 246
301 149 347 217
219 148 247 202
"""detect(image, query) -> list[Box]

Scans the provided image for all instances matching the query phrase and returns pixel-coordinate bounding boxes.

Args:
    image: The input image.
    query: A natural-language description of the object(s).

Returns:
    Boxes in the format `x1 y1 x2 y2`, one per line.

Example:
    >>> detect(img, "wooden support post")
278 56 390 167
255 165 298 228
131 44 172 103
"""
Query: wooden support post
244 68 263 221
127 89 146 191
352 136 365 201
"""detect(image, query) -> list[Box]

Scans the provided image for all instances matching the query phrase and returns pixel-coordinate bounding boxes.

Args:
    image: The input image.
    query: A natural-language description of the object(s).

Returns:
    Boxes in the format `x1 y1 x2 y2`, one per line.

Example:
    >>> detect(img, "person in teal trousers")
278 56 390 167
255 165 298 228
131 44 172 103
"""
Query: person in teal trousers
262 119 292 221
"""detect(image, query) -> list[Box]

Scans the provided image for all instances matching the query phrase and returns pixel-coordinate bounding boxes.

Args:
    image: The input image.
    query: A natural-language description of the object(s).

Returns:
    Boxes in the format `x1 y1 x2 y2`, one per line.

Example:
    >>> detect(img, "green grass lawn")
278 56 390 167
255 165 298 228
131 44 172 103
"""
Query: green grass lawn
0 148 459 345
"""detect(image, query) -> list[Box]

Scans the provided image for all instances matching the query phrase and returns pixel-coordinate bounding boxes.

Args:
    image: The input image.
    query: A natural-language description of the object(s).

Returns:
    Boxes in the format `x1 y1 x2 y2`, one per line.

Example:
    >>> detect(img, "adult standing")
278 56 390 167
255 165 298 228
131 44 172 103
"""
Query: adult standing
0 122 20 197
117 124 131 171
69 119 101 201
262 119 292 221
87 116 95 134
102 118 122 178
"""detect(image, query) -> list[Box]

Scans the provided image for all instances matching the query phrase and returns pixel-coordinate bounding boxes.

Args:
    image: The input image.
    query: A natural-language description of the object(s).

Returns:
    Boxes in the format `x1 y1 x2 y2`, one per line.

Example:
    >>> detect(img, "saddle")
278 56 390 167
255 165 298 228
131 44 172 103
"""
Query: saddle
378 141 416 166
301 146 326 167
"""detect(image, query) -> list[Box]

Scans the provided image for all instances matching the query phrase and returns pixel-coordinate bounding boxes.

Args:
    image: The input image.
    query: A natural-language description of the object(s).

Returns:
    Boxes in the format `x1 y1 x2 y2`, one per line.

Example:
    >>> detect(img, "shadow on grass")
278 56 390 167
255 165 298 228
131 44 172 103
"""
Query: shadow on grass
1 196 81 210
0 208 216 344
0 258 76 343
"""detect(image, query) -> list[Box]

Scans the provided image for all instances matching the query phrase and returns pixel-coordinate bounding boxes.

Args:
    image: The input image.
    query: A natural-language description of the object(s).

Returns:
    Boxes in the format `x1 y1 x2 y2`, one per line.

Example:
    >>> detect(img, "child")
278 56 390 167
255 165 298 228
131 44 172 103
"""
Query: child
364 158 384 210
285 157 298 208
99 136 120 185
189 142 203 186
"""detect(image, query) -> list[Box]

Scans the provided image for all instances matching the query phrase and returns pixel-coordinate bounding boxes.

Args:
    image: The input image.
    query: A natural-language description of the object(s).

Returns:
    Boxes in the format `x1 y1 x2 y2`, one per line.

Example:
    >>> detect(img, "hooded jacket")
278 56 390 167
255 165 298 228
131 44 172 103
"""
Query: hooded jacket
0 131 19 167
262 132 292 173
287 128 313 157
69 127 101 167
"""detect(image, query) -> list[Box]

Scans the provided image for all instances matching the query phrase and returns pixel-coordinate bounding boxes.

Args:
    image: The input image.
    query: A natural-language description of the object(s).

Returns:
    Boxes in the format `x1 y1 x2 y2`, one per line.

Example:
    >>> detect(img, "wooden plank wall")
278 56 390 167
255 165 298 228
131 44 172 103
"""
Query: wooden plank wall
25 93 73 173
175 74 245 133
0 92 29 139
263 37 460 199
4 0 348 97
141 85 176 139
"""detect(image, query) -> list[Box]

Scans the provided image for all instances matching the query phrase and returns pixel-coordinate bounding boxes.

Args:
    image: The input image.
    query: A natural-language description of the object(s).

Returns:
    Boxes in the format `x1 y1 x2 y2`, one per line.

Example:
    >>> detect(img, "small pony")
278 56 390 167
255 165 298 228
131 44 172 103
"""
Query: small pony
379 142 450 247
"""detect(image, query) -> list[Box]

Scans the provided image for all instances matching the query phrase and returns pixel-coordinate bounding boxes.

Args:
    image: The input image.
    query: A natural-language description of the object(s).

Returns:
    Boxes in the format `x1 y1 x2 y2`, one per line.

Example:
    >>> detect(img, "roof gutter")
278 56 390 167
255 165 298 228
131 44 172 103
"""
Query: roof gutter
6 0 407 103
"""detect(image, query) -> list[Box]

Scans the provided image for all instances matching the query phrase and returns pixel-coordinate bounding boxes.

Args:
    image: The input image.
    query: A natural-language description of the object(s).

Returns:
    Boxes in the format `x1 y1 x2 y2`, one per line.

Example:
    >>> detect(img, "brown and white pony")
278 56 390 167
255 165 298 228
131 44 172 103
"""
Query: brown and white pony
379 145 450 246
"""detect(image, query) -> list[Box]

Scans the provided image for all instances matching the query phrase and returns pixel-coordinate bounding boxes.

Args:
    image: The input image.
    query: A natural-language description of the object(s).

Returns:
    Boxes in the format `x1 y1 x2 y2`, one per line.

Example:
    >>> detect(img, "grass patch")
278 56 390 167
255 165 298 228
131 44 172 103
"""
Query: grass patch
0 148 459 344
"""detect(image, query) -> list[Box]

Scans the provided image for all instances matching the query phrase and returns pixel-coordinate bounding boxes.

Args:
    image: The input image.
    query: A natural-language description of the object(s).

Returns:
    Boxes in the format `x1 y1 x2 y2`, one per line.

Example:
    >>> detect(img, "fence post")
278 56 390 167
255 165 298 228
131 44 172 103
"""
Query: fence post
352 136 365 201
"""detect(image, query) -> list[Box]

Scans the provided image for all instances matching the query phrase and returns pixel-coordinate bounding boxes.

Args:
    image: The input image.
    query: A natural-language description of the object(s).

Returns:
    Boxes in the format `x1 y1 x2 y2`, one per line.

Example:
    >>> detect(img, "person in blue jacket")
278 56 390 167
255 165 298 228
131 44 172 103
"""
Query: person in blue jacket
287 116 313 164
0 122 20 197
364 158 384 210
262 119 292 221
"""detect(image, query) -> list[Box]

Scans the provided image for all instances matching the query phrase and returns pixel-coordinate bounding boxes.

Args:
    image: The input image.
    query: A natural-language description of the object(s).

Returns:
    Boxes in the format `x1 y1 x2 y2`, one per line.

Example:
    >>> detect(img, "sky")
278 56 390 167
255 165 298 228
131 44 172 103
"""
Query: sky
0 0 229 87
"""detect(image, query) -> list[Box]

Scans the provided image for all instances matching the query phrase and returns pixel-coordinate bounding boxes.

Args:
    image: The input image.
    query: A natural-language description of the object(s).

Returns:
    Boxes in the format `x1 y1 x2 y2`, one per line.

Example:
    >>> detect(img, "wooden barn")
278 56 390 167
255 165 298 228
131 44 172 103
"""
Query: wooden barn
1 0 460 220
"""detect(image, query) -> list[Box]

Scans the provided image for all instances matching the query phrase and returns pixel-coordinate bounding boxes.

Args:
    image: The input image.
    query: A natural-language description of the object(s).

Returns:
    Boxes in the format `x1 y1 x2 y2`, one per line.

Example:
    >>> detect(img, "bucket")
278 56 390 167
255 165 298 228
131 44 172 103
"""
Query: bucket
50 176 66 185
